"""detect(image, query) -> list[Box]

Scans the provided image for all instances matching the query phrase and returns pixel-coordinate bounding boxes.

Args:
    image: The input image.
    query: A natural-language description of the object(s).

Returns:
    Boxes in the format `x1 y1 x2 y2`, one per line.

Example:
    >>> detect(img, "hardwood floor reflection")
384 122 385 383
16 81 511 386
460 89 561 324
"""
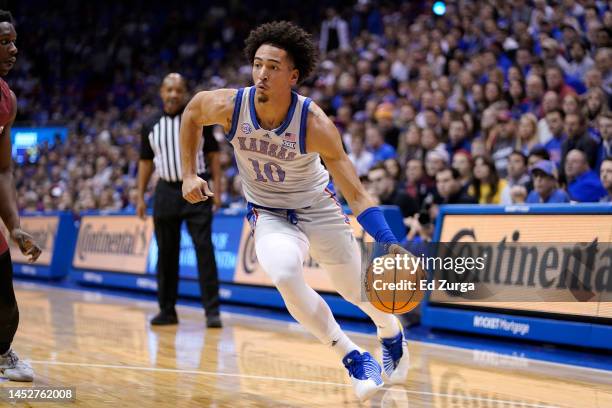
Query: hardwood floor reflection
0 283 610 407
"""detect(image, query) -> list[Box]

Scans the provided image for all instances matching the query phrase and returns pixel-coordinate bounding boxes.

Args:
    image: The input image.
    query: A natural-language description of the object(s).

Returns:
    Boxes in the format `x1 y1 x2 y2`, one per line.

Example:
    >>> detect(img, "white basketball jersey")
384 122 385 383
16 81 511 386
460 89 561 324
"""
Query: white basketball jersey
226 86 329 209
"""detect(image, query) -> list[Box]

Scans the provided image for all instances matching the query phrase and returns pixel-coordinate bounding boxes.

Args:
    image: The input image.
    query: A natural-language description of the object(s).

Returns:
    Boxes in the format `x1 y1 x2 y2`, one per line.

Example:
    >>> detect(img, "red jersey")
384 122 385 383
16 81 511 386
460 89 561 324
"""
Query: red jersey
0 232 7 254
0 78 14 254
0 77 13 129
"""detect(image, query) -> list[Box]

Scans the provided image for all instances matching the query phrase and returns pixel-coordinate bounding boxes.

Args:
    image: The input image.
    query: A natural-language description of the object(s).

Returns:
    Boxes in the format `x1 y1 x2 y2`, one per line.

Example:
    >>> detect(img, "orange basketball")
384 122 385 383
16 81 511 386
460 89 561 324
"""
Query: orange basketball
364 253 426 314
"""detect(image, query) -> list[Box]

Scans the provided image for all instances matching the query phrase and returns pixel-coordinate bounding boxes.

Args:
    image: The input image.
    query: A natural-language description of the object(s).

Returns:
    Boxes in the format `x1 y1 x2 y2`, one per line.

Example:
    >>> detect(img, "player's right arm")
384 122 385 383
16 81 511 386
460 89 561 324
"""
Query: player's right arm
180 89 236 203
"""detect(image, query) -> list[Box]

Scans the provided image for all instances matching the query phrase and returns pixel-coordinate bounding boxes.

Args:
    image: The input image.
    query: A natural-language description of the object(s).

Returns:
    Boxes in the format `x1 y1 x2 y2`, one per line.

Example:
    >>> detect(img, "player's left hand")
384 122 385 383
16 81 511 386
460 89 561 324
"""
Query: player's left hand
10 228 42 263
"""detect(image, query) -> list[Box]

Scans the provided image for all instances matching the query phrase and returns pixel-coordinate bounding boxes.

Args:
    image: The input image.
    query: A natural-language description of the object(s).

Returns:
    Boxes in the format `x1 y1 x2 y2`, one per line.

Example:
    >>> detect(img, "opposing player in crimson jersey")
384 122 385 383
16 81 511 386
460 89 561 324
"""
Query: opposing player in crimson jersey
0 10 42 382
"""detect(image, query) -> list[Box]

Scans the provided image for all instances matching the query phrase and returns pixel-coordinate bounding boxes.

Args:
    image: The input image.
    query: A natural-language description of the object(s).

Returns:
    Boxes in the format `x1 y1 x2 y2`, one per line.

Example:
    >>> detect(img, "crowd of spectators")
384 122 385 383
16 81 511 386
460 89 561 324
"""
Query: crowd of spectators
7 0 612 242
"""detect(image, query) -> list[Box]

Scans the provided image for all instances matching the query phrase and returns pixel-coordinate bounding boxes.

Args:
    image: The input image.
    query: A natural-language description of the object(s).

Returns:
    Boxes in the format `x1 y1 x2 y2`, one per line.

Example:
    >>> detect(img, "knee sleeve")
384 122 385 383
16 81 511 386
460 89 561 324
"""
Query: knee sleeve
254 232 342 344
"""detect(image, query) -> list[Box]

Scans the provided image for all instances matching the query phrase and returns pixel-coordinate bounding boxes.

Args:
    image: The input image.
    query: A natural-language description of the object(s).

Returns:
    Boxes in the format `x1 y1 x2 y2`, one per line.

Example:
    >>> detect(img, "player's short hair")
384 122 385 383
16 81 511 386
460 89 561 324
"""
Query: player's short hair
0 10 14 24
244 21 318 84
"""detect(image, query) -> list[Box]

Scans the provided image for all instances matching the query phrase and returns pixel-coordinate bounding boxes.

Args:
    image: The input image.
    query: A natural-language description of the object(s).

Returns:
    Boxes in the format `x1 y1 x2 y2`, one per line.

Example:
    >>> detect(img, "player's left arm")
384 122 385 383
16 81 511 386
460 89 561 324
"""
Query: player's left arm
0 91 41 262
306 103 374 214
306 102 403 253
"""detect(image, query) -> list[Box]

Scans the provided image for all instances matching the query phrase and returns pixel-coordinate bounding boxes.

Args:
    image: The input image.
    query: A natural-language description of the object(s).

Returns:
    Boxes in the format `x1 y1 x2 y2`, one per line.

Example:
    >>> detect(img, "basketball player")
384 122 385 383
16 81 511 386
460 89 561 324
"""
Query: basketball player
0 10 42 382
181 22 410 401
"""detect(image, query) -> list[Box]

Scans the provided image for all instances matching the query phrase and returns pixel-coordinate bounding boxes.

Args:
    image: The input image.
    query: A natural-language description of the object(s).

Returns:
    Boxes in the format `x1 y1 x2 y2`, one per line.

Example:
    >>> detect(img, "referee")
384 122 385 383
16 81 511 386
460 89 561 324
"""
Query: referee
137 73 222 328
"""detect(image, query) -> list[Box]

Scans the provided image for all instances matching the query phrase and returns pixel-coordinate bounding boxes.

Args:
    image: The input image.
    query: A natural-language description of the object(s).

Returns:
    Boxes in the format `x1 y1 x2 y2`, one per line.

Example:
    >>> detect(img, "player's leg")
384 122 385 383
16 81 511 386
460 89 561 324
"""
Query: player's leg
303 191 409 384
0 247 33 381
300 191 400 336
319 244 410 384
252 209 383 400
253 211 353 353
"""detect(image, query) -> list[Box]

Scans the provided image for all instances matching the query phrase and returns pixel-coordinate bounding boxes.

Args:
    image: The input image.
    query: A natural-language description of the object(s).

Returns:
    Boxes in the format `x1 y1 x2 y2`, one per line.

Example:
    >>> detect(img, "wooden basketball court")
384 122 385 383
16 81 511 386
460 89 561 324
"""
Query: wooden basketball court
1 283 610 407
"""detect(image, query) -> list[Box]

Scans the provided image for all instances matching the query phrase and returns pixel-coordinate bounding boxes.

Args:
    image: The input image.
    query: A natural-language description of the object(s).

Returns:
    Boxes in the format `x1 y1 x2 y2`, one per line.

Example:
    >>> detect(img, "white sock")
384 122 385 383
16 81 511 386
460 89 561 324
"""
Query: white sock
376 317 401 340
329 331 362 359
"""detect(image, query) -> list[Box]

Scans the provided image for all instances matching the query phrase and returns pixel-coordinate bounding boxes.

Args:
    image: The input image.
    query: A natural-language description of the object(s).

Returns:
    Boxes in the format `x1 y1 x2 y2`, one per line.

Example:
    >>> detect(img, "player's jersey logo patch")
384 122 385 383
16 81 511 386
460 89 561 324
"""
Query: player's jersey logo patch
282 132 297 149
242 122 252 134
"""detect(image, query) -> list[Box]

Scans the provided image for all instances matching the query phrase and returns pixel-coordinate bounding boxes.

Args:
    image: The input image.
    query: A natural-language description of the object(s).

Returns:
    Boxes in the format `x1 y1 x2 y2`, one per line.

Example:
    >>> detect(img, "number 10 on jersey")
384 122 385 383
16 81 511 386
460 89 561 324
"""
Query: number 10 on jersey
248 158 286 182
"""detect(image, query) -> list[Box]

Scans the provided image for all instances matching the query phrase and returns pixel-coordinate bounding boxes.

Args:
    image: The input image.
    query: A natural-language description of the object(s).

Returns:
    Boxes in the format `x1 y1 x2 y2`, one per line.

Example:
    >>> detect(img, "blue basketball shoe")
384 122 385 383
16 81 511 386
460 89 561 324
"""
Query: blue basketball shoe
342 350 384 401
380 318 409 384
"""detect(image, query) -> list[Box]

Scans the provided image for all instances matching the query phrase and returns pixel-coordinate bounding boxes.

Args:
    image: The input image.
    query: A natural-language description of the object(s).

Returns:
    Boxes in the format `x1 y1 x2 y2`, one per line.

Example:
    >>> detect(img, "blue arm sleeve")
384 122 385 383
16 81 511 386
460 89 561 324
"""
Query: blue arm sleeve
356 207 398 245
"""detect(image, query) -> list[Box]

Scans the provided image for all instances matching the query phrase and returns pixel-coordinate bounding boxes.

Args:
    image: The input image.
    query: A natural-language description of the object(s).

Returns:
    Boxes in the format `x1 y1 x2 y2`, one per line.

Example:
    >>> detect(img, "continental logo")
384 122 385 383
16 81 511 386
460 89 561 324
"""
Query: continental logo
238 341 349 399
438 370 551 407
443 229 612 296
76 223 149 260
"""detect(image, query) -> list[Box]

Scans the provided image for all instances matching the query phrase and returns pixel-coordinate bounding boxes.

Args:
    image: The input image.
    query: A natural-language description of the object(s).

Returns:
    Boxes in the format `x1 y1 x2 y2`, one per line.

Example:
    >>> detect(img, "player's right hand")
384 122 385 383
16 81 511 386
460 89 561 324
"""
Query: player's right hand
10 228 42 263
182 175 214 204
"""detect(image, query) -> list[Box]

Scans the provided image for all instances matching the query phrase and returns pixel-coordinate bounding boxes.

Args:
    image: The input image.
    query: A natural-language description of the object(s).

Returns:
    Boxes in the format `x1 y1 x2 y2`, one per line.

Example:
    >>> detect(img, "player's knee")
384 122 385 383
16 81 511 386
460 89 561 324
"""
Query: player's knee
270 271 300 291
270 261 306 293
259 255 304 288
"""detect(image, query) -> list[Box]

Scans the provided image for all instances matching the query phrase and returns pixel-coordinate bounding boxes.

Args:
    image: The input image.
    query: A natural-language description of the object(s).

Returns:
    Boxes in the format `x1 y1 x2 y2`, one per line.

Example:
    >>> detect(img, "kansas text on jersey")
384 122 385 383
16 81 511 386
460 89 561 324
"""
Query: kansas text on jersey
226 86 329 209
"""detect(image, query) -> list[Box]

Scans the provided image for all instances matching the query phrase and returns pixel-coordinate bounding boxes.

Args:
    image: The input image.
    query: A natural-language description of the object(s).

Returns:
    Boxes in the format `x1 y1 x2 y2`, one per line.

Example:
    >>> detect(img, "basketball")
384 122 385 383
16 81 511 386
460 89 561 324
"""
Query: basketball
364 253 426 314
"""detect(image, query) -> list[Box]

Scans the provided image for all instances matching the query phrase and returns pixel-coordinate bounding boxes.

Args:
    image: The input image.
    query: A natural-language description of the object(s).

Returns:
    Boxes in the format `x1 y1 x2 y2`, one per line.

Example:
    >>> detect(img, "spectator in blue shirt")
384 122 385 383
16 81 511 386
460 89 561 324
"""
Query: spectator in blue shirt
365 123 396 163
526 160 570 203
565 149 608 202
446 117 472 159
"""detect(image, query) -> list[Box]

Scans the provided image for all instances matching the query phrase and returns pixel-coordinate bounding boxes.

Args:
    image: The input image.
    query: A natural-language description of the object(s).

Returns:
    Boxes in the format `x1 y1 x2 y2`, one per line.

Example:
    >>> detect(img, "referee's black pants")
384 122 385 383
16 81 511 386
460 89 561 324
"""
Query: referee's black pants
153 179 220 317
0 249 19 354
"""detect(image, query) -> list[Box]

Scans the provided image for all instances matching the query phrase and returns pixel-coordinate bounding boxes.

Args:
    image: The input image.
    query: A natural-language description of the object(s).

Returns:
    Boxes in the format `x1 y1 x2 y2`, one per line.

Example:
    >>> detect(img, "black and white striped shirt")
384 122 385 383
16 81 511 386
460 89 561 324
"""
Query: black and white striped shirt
140 110 219 182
